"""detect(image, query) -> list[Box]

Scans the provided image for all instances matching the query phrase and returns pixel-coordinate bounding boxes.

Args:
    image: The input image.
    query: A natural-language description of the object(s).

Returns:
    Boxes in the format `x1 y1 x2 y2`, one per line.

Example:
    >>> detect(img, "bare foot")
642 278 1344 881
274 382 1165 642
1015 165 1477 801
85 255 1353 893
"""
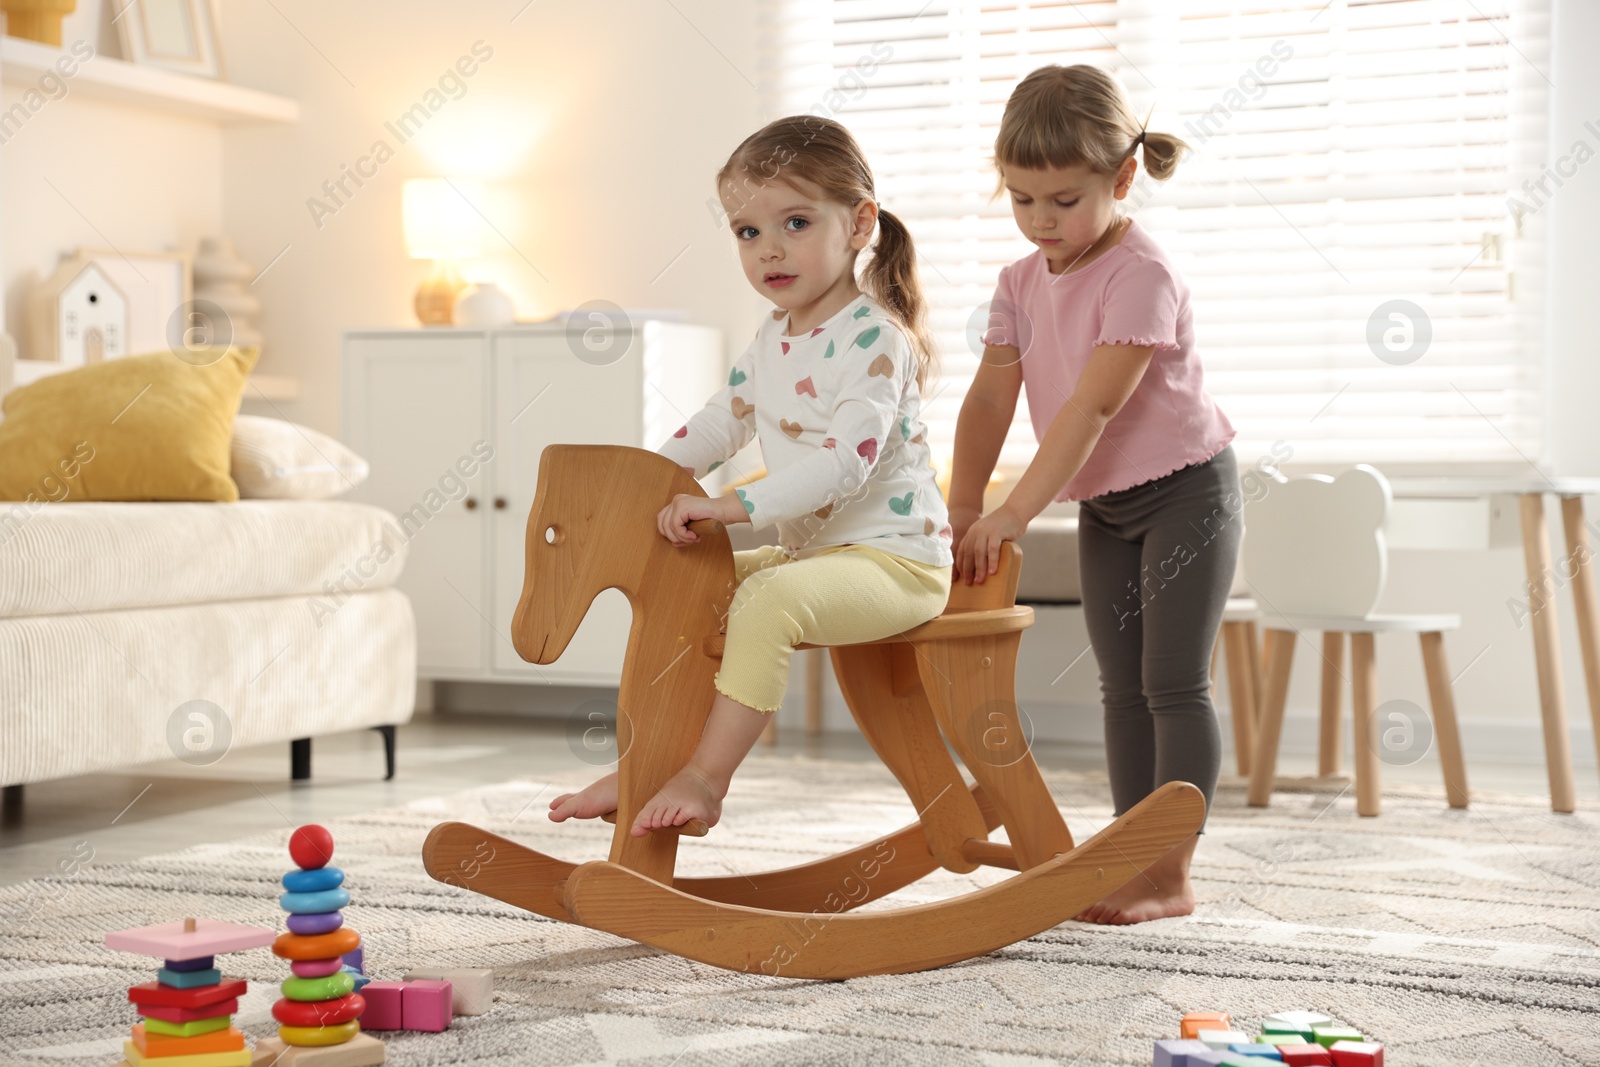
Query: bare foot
630 764 724 837
548 771 617 824
1075 835 1199 925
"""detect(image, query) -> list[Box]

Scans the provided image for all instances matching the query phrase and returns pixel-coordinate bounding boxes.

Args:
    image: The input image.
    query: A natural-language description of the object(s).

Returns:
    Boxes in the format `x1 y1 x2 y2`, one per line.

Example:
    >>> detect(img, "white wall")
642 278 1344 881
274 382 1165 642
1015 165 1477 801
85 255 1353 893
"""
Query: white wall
215 0 764 436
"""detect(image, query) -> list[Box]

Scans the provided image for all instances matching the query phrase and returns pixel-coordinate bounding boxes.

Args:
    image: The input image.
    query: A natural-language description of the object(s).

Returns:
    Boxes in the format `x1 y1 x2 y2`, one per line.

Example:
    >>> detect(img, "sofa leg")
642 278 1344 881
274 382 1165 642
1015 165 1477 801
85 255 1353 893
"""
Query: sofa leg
2 784 21 819
291 738 311 781
372 725 396 781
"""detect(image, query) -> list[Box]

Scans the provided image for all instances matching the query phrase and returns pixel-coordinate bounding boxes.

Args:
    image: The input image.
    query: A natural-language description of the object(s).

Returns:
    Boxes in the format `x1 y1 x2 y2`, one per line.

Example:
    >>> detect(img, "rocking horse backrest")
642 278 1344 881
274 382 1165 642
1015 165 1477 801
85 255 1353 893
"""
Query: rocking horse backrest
942 541 1023 613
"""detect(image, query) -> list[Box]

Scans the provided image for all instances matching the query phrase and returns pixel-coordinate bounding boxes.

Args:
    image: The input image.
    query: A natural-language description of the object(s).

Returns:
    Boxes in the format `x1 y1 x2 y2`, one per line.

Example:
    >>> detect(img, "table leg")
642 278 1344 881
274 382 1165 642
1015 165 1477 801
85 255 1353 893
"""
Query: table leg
1519 493 1577 813
1559 495 1600 780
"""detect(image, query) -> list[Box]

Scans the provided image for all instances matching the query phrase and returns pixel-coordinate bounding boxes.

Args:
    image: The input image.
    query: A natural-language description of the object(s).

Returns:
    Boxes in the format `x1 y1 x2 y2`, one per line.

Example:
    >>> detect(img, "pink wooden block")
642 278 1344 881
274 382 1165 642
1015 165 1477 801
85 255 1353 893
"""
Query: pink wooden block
104 919 274 960
358 981 405 1031
401 979 453 1032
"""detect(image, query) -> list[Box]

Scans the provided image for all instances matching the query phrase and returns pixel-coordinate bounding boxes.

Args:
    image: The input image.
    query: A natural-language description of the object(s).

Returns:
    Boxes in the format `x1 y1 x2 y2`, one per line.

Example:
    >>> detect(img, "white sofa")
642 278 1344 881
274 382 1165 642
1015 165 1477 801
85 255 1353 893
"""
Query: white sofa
0 497 416 792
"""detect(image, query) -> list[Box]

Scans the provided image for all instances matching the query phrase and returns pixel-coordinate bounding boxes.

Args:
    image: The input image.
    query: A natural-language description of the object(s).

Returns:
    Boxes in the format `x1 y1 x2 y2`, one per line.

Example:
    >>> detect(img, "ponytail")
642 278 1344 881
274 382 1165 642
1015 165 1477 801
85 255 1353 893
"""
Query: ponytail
862 207 939 394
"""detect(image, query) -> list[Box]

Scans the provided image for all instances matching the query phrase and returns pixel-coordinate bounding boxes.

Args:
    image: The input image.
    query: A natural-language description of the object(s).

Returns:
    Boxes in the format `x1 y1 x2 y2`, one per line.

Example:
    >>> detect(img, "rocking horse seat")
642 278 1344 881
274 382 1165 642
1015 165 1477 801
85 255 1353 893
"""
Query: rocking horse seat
701 605 1034 657
422 444 1206 980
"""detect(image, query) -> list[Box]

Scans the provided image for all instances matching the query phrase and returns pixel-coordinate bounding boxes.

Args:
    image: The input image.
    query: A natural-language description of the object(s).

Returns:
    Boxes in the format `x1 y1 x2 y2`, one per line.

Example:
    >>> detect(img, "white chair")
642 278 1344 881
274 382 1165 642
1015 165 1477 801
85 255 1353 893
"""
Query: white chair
1243 465 1470 816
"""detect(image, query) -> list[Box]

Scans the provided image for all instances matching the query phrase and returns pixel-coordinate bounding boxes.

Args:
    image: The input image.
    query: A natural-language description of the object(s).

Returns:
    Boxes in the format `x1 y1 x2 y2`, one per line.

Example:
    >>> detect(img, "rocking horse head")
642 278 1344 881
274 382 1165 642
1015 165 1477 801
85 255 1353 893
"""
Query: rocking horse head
510 444 734 665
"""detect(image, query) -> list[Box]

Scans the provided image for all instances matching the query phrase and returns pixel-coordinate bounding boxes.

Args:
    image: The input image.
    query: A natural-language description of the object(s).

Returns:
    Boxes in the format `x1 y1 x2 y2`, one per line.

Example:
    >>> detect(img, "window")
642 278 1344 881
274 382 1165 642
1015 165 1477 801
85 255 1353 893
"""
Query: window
758 0 1551 479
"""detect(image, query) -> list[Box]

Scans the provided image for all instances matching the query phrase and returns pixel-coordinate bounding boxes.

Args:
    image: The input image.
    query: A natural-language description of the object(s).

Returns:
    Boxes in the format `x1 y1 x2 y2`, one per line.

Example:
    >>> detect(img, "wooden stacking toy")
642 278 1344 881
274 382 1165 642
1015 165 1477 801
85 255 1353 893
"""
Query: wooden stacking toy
252 825 385 1067
105 916 274 1067
1156 1009 1383 1065
422 444 1206 979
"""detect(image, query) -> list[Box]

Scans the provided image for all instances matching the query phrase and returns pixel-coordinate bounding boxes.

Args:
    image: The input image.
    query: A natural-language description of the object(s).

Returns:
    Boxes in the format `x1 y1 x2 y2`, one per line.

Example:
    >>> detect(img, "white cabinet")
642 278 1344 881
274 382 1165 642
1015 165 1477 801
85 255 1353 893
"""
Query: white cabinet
343 320 724 686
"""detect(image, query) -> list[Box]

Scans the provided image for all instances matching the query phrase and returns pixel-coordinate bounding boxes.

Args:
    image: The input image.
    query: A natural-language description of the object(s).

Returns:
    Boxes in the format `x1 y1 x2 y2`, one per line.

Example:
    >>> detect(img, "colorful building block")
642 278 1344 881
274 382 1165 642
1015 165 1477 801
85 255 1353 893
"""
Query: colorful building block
122 1040 251 1067
156 967 224 989
1311 1026 1364 1049
1227 1043 1285 1059
129 979 249 1010
1277 1046 1332 1067
131 1023 246 1056
107 920 274 960
1182 1012 1233 1040
356 982 404 1031
163 956 216 974
1154 1038 1215 1066
400 980 452 1032
142 1015 232 1038
1196 1031 1252 1050
139 999 238 1025
1262 1013 1332 1042
1328 1041 1383 1066
401 967 492 1015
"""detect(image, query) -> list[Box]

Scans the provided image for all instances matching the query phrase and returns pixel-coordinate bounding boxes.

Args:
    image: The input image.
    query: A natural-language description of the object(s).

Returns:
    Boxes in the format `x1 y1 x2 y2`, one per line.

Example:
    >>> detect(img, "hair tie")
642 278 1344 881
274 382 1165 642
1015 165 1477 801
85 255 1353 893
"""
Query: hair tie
1135 129 1147 148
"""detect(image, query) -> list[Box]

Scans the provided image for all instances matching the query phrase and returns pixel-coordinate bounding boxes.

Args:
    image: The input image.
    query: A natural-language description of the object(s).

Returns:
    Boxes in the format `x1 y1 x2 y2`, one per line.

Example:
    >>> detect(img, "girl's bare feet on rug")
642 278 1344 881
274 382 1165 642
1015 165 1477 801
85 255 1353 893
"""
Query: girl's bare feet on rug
1075 834 1199 925
547 771 617 823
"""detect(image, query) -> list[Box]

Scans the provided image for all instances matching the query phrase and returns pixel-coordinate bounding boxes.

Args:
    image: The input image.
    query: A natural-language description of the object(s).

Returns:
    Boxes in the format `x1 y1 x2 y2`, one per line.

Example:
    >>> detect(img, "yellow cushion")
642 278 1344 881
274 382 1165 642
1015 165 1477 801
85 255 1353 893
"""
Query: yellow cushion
0 346 260 502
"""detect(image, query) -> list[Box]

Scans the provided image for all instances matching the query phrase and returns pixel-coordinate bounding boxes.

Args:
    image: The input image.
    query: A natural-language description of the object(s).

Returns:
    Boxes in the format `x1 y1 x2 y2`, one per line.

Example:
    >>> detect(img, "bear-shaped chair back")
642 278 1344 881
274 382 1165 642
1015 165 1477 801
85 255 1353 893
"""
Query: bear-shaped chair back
1242 464 1390 618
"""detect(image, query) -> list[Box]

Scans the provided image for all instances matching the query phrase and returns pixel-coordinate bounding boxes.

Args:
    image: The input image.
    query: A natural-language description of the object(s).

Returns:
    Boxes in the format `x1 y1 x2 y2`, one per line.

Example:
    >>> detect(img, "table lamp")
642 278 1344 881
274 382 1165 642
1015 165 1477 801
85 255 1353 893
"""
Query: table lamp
403 178 485 326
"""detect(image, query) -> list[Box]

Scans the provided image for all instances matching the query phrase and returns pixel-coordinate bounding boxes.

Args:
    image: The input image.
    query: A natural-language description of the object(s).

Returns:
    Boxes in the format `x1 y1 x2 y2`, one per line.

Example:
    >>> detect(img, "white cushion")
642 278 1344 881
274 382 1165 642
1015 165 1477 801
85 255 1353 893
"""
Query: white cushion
231 415 369 499
0 500 408 618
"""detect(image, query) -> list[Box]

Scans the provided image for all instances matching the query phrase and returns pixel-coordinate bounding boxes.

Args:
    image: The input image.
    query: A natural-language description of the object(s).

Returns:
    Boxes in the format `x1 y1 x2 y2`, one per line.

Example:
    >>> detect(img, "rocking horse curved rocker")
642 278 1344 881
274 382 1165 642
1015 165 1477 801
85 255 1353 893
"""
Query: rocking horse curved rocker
422 445 1205 979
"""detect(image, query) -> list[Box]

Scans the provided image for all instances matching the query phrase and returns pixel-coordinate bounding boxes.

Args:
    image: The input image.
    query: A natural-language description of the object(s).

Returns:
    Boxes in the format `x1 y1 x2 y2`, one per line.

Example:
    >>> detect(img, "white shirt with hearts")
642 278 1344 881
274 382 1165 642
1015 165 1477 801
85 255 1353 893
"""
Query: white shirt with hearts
657 293 953 567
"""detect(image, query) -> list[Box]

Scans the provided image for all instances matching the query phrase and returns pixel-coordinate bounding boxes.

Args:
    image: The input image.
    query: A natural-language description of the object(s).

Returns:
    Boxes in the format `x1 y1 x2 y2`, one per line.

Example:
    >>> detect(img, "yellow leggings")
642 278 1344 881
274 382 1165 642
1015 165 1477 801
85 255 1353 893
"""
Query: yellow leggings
715 542 953 712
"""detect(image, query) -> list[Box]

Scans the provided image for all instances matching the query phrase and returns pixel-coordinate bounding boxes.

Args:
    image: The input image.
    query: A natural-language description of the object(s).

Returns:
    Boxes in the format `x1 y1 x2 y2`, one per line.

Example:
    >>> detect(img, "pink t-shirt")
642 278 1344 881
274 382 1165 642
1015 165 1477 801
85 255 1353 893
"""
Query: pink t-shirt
981 218 1236 502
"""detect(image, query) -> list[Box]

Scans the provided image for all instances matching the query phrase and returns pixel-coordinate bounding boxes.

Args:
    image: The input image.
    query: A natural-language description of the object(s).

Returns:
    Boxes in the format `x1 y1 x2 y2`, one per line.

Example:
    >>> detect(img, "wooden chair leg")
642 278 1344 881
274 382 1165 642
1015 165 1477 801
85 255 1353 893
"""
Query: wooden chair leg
1559 495 1600 779
1519 492 1577 813
1350 632 1380 817
1420 631 1471 808
1319 631 1345 777
1247 628 1297 807
1245 619 1264 732
1223 621 1256 776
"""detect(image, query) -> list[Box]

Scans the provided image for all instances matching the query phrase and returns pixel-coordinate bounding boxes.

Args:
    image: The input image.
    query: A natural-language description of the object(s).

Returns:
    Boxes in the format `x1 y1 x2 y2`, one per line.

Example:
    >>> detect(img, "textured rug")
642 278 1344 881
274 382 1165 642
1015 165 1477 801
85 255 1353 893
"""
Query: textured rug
1 755 1598 1067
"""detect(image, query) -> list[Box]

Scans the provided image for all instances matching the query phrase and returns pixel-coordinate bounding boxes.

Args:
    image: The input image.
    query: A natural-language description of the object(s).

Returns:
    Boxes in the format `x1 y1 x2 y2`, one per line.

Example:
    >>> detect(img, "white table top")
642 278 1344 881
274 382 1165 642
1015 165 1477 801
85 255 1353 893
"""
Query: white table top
1386 476 1600 498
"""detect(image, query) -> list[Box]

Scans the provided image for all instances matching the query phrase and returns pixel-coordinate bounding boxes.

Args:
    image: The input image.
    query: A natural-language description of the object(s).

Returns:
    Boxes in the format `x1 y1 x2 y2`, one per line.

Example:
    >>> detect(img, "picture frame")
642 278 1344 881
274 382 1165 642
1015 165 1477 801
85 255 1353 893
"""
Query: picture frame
72 247 192 358
114 0 225 80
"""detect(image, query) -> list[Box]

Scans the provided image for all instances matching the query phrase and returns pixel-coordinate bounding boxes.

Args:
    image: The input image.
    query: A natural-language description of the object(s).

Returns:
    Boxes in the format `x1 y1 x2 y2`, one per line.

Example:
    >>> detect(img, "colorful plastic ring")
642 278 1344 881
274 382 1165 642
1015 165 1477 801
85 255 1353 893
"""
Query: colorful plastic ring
272 927 360 961
286 911 343 936
278 1019 360 1047
279 888 351 915
272 993 364 1027
280 972 356 1002
282 866 344 893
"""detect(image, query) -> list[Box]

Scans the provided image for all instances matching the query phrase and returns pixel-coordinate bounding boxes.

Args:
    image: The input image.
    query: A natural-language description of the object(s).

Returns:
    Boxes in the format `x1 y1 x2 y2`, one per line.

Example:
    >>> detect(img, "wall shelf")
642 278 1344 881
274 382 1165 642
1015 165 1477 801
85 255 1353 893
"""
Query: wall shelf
0 37 297 124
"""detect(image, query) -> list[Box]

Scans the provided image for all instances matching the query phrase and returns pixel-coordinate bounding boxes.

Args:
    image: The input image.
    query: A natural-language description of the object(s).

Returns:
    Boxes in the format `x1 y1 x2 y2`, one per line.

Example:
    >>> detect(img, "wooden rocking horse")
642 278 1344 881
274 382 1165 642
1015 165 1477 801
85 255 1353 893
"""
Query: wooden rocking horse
422 445 1205 979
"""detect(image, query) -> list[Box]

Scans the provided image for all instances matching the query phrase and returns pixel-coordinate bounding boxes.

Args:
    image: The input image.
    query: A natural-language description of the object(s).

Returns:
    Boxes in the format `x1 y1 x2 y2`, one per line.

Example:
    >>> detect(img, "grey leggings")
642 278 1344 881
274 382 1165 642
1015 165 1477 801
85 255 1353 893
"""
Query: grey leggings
1076 444 1241 831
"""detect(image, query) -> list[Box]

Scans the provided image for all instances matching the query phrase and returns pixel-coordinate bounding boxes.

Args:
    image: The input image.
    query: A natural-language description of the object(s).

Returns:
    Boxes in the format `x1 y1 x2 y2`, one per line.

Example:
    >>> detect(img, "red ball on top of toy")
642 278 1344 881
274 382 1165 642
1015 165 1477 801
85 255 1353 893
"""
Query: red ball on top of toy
288 824 335 870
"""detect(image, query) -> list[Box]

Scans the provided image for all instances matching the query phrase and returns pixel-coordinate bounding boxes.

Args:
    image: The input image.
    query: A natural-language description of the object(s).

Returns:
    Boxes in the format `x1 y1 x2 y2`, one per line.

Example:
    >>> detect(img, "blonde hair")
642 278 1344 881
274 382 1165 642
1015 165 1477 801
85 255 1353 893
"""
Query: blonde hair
990 64 1188 200
716 115 939 394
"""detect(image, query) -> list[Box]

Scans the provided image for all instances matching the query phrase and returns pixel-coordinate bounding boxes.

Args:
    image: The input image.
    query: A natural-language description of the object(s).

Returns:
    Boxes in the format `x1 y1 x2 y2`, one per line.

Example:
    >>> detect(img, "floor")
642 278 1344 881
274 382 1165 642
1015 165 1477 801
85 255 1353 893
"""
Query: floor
2 706 1596 887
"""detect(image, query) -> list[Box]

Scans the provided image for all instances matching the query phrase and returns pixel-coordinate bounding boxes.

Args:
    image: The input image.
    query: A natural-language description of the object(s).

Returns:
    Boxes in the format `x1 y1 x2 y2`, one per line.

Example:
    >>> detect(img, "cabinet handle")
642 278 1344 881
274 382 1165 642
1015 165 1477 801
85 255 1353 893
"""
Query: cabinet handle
464 496 478 510
494 496 508 510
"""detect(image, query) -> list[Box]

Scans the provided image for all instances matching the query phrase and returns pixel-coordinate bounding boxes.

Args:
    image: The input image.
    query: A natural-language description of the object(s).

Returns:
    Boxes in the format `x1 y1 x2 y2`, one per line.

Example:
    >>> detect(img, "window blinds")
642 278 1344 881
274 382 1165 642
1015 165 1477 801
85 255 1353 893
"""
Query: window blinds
756 0 1551 477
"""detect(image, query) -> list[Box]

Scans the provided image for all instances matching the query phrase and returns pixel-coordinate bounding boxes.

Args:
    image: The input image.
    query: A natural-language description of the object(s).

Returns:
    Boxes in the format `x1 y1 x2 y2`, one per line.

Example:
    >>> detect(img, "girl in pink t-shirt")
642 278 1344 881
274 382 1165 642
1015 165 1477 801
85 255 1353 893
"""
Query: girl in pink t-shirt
950 64 1241 925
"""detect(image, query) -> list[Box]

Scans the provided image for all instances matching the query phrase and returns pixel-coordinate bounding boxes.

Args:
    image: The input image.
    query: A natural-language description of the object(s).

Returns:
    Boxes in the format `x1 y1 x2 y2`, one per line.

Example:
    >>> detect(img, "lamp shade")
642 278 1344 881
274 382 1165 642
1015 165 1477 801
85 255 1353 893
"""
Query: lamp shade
402 178 486 260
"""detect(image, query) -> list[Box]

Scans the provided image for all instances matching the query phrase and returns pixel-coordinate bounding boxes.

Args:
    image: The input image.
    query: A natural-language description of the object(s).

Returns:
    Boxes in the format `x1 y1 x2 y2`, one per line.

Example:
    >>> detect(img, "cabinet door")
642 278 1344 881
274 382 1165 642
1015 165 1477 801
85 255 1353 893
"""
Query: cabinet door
491 332 641 682
344 333 490 676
